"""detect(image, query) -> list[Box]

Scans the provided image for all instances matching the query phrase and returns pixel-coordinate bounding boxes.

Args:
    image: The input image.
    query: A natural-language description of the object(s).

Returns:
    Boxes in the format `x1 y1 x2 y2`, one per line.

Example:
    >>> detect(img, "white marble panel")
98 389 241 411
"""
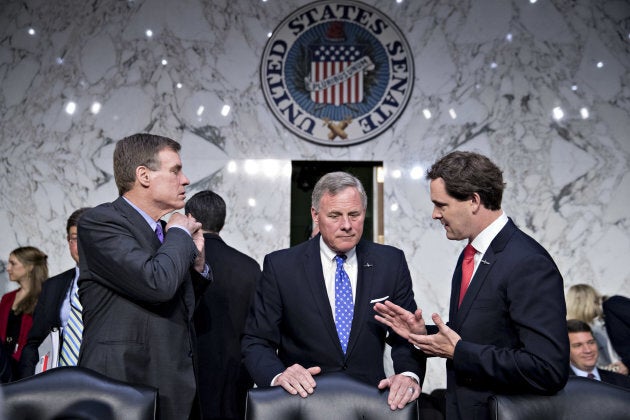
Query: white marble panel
0 0 629 392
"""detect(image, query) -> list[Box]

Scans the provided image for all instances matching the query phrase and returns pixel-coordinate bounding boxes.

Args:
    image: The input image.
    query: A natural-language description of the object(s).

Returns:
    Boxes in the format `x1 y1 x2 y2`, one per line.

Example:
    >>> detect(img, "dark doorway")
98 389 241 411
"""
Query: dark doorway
290 161 383 247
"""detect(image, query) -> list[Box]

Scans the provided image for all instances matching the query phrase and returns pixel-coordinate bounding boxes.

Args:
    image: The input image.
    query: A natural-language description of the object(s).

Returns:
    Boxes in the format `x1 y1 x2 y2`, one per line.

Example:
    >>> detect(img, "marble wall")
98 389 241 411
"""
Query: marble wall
1 0 629 391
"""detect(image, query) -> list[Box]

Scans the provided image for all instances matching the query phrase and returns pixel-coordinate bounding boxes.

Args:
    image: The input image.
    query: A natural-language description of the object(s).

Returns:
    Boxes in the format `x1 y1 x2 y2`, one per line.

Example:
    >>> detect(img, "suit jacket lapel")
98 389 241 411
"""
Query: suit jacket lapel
301 239 341 352
453 219 517 326
113 196 161 249
346 241 374 358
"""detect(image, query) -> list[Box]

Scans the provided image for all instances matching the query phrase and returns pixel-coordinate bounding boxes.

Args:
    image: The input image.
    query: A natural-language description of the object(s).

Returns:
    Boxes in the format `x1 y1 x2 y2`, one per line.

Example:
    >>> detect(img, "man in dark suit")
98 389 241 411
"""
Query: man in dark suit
604 295 630 371
374 151 569 419
18 207 90 379
242 171 426 411
185 190 261 420
568 319 630 389
77 133 210 420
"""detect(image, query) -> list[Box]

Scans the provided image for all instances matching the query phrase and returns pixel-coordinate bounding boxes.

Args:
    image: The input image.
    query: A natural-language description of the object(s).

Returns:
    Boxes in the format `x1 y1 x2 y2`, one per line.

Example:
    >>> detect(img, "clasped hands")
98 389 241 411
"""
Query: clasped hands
373 300 462 359
272 364 420 410
167 212 206 272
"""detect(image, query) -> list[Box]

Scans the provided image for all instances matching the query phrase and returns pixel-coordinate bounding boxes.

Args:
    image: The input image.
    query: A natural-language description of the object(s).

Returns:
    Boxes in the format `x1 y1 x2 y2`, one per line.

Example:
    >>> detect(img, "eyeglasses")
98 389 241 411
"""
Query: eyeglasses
67 237 78 244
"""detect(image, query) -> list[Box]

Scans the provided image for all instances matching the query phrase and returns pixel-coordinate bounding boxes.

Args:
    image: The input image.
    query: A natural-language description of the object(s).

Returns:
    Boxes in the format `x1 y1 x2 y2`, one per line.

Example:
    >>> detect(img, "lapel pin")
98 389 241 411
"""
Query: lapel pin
481 259 490 265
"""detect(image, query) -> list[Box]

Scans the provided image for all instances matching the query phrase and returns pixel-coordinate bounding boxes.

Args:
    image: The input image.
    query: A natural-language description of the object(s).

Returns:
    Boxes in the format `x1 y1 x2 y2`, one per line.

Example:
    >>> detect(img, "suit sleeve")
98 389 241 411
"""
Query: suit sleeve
17 283 56 379
453 251 569 394
78 207 199 304
241 254 287 387
603 295 630 368
388 249 427 382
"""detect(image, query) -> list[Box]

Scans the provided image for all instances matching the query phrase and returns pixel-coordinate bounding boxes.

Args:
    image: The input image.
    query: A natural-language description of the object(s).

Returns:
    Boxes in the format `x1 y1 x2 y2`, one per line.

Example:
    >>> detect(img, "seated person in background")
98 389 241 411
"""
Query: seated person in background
567 319 630 389
566 284 627 375
18 208 90 379
242 171 425 411
603 295 630 374
1 246 48 379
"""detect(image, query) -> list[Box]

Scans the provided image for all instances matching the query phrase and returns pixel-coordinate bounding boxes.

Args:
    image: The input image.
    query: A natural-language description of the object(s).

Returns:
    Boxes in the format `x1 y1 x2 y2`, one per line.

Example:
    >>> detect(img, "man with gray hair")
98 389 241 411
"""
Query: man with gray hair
242 171 425 410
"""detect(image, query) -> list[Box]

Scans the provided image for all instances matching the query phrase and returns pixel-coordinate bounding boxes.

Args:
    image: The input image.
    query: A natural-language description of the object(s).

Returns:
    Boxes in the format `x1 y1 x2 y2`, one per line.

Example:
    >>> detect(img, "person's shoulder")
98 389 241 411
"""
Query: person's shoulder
266 238 313 260
358 239 404 256
79 200 117 222
600 369 630 389
216 240 260 269
603 295 630 310
0 289 18 302
45 267 76 283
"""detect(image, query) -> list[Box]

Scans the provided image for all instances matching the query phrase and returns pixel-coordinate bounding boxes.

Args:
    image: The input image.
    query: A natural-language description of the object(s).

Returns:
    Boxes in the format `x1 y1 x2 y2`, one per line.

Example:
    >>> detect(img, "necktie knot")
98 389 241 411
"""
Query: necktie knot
334 254 347 266
464 243 476 260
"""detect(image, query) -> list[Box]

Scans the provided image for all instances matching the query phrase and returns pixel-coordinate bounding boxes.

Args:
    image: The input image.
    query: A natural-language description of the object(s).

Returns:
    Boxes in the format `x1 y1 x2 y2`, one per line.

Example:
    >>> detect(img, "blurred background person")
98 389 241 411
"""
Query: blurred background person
186 190 261 420
1 246 48 379
566 284 627 375
18 207 90 378
567 319 630 389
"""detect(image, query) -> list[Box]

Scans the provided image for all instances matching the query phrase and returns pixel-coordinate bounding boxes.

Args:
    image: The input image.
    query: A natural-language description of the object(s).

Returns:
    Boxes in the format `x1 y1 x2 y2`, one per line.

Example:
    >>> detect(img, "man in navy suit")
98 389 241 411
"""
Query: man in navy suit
186 190 261 420
18 207 90 379
374 151 569 419
77 133 210 420
568 319 630 389
242 171 425 410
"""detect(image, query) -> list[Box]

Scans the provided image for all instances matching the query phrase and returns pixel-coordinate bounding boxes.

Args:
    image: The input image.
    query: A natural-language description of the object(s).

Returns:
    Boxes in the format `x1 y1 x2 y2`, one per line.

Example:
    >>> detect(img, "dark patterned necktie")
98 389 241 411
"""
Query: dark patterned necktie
334 255 354 354
155 222 164 243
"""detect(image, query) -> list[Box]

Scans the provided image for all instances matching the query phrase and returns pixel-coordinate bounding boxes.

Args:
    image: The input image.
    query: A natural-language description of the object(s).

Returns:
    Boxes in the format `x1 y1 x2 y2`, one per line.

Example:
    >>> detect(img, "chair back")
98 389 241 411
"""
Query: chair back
489 376 630 420
245 372 418 420
1 366 157 420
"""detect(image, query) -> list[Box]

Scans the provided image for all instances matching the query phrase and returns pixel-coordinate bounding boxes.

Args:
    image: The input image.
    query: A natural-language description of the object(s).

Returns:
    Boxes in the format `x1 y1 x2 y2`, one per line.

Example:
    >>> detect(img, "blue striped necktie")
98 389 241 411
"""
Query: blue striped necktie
334 255 354 354
59 287 83 366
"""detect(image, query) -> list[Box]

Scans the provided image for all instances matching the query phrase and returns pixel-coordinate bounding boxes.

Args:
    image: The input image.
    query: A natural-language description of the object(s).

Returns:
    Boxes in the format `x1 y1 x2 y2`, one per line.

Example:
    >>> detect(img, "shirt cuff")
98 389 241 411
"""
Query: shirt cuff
401 371 420 384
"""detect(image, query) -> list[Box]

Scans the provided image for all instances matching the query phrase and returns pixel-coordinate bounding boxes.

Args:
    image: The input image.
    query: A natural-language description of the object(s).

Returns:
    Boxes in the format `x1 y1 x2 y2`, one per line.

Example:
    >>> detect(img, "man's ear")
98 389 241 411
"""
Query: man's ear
470 192 482 213
311 207 318 224
136 165 151 187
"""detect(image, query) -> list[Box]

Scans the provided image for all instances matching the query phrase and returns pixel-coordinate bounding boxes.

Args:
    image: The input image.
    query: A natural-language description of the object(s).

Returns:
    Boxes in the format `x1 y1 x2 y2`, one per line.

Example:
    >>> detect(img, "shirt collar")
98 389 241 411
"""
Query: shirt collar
122 196 159 230
471 211 508 255
570 364 600 379
319 236 357 263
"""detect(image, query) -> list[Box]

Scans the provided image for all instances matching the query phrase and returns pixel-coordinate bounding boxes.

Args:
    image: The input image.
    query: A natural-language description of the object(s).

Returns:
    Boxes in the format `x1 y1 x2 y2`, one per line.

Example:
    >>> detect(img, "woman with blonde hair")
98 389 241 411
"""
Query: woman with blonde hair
1 246 48 380
566 284 628 375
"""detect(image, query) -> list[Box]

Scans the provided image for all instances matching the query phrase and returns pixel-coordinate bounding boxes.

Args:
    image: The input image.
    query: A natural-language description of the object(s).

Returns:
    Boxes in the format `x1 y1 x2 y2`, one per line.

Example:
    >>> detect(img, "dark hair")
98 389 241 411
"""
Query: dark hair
567 319 593 334
113 133 181 196
66 207 91 235
185 190 227 232
10 246 48 314
426 151 505 210
311 171 367 212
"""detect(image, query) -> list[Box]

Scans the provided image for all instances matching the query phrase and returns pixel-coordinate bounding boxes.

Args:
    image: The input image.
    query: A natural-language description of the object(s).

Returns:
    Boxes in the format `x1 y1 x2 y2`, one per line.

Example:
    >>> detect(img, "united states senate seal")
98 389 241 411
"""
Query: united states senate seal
261 0 414 146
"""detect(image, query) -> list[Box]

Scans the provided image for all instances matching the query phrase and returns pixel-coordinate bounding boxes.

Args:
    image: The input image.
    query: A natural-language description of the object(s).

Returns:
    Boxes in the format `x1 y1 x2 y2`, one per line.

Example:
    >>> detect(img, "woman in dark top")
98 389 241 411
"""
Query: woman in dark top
1 246 48 381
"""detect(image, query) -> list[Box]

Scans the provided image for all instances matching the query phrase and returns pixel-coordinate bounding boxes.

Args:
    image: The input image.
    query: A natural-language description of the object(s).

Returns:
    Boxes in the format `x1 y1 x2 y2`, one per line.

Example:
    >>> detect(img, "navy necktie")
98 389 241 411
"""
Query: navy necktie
334 255 354 354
